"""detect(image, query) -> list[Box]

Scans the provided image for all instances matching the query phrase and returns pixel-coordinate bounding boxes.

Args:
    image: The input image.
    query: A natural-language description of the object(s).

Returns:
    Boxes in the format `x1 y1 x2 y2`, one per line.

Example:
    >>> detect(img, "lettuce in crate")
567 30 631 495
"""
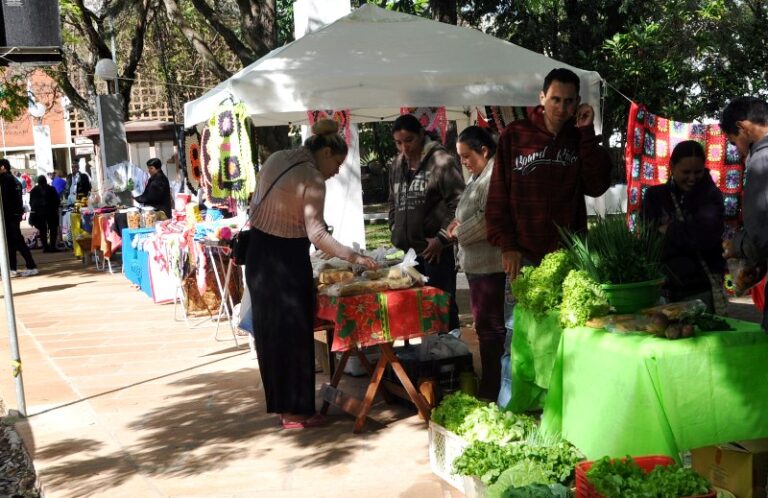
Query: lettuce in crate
431 392 535 444
452 431 584 486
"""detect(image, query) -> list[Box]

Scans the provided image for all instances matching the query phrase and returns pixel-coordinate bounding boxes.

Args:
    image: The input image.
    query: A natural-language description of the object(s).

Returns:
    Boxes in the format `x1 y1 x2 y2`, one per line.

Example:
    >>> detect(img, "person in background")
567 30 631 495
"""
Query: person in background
388 113 465 334
447 126 505 400
485 68 612 408
51 170 67 197
0 159 38 276
29 175 61 253
134 158 172 218
721 96 768 329
640 140 726 313
65 161 91 201
246 119 376 429
20 171 32 193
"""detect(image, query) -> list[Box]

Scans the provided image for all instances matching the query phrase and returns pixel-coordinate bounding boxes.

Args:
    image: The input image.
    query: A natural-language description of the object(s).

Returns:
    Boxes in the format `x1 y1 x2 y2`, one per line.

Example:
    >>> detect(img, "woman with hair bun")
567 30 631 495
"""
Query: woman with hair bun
246 119 376 429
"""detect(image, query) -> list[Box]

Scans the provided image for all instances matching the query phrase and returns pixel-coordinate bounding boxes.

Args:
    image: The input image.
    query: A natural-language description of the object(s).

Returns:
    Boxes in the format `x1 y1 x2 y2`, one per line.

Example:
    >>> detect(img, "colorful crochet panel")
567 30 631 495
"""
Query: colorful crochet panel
202 102 256 204
625 102 744 238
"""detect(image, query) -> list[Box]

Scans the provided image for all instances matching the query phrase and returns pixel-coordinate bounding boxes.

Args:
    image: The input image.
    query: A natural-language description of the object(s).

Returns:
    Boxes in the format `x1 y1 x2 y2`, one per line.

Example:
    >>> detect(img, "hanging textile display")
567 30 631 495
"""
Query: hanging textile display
625 102 744 237
482 106 531 135
202 102 256 203
307 109 352 145
183 128 202 192
400 107 448 143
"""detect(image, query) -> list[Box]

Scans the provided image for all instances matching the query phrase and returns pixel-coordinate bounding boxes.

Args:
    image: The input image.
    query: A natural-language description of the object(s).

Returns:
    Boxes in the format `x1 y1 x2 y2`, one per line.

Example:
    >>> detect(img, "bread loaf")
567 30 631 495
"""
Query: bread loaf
319 269 354 284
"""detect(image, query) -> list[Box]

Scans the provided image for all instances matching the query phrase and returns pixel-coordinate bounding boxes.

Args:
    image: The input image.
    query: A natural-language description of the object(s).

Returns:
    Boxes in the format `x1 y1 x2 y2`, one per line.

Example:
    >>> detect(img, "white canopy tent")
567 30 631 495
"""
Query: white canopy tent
184 4 604 129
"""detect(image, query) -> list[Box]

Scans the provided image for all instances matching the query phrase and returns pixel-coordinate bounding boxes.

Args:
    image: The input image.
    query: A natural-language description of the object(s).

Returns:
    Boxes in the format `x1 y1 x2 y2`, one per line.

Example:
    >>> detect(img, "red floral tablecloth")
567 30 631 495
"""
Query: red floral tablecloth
317 286 450 352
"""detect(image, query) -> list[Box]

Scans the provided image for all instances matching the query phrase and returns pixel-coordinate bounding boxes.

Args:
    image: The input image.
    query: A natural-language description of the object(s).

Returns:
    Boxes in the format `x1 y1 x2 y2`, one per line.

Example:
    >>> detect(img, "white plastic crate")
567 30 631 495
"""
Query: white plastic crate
463 475 487 498
428 421 469 492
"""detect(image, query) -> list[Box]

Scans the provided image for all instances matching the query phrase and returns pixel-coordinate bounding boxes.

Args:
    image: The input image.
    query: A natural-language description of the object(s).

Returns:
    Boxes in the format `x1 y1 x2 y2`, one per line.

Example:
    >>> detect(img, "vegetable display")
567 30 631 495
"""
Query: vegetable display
488 483 572 498
511 250 573 317
431 392 536 445
560 216 663 285
452 439 583 486
559 270 611 328
586 456 710 497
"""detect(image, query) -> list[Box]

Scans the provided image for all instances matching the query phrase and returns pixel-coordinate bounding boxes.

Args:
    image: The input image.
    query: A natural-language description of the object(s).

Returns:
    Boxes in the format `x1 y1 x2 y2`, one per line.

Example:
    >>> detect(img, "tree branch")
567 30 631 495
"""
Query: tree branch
72 0 113 59
161 0 232 80
119 0 153 116
188 0 256 65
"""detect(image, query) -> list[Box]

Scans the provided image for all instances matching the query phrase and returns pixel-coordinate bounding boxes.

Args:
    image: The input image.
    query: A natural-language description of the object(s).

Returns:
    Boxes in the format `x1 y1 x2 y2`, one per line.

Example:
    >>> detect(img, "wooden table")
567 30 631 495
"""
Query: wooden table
316 286 451 432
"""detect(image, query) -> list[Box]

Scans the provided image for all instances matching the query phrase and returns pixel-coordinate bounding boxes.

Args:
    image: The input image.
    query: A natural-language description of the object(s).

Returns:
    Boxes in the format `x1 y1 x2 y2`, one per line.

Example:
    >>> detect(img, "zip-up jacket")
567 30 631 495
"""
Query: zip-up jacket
388 140 465 253
733 135 768 264
485 106 612 264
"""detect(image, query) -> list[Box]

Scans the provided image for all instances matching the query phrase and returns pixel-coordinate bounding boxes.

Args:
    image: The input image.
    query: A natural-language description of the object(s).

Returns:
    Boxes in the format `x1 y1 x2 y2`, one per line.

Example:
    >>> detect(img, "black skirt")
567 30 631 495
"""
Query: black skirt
245 228 316 415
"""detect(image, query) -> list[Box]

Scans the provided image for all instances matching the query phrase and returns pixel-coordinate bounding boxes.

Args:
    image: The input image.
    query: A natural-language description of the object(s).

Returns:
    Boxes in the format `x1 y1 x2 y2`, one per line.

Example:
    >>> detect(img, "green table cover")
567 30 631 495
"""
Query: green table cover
539 318 768 461
507 307 562 412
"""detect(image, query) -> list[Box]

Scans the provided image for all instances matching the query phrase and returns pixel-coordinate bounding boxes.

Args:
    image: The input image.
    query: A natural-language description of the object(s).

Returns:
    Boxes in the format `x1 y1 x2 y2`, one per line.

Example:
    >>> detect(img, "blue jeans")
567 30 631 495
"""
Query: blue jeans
497 275 516 409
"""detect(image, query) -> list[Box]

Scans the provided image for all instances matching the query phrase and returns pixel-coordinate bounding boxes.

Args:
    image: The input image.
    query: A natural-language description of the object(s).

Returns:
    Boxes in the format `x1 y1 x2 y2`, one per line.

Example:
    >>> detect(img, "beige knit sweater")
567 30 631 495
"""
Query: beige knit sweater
455 157 504 274
248 148 355 261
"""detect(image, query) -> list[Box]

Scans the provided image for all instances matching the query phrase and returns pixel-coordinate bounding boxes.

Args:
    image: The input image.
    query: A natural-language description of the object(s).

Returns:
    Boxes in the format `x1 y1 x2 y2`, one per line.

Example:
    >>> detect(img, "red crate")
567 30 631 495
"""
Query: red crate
575 455 716 498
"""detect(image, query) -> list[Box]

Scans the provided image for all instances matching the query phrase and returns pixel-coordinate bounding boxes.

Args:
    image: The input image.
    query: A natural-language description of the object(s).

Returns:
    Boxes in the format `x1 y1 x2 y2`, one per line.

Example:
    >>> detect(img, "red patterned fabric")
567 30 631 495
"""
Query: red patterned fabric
307 109 352 145
625 102 744 237
316 286 450 352
400 107 448 143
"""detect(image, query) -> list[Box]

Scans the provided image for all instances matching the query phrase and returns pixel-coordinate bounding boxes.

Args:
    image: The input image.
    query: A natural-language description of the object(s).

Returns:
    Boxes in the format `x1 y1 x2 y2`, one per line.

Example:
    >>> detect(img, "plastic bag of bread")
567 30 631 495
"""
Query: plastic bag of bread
322 279 390 296
389 248 428 287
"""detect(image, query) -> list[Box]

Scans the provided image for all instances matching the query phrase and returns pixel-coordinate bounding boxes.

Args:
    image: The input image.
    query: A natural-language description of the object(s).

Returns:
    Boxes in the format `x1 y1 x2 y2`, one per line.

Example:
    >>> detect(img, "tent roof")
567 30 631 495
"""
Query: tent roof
183 4 603 128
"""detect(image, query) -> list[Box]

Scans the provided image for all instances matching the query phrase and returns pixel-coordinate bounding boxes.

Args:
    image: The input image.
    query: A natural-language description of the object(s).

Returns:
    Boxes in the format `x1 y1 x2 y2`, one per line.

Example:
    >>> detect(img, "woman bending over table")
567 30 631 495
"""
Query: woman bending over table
447 126 505 400
246 119 376 430
640 140 726 313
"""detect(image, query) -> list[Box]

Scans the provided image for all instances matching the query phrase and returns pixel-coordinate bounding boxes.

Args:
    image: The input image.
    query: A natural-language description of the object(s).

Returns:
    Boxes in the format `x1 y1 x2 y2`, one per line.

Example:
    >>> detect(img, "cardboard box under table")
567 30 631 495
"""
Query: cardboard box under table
692 439 768 498
316 286 450 432
537 315 768 461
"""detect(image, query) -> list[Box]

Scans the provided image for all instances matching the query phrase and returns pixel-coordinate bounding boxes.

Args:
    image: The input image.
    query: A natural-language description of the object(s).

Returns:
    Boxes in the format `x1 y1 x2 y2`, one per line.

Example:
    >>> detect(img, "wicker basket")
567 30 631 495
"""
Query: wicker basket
428 422 469 492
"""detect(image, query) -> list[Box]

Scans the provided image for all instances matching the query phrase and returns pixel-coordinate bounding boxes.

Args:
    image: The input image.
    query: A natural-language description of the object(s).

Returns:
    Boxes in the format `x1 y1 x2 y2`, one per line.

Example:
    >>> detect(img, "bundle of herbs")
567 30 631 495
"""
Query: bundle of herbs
560 216 664 285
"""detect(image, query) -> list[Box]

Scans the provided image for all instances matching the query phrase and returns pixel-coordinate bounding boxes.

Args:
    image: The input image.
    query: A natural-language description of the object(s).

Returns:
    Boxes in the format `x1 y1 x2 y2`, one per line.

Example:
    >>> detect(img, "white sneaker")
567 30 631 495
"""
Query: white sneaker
9 270 19 278
21 268 39 277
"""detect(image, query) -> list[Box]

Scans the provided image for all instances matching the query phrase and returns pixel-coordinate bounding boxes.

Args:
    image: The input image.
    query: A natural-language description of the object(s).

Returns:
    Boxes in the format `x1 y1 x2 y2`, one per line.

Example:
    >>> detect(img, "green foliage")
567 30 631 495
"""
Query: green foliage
560 216 663 284
364 222 391 249
488 483 572 498
510 250 573 317
586 456 711 497
0 72 29 122
431 392 536 445
486 461 552 495
453 439 584 485
431 392 485 430
559 270 610 328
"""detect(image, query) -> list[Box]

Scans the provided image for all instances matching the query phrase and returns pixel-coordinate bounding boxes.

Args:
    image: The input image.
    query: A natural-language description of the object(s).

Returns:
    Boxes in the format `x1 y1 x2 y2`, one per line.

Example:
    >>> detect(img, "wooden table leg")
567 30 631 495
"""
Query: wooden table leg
379 343 431 424
320 349 352 415
353 353 388 433
355 348 394 404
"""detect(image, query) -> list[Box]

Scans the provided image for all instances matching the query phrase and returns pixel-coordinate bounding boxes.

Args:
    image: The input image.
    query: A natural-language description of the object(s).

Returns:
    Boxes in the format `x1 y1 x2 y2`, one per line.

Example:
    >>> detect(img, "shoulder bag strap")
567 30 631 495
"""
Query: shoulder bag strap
669 191 728 315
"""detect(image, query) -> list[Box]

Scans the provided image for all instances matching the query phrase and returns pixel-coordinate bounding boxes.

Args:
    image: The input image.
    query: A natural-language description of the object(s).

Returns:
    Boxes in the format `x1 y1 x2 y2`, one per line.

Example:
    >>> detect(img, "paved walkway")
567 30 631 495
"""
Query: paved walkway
0 251 465 497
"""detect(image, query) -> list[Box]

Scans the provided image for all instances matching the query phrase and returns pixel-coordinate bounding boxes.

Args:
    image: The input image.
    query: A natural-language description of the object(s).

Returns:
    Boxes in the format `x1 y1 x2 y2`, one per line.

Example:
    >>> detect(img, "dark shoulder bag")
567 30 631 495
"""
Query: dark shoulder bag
231 160 306 265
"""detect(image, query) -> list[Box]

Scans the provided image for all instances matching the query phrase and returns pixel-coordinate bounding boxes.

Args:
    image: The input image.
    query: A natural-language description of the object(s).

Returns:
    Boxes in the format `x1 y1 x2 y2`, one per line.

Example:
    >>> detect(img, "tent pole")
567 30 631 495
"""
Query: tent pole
0 188 27 417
